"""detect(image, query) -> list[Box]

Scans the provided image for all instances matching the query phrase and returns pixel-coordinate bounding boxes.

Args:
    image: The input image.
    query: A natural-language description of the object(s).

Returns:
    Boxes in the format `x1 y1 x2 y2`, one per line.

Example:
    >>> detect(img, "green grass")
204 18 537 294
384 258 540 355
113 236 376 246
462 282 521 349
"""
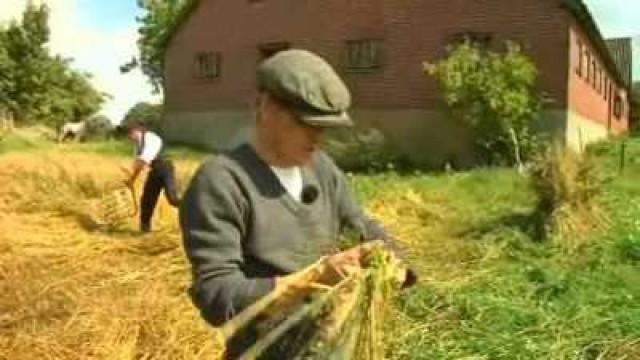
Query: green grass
0 129 210 160
69 138 211 161
349 139 640 359
0 131 49 154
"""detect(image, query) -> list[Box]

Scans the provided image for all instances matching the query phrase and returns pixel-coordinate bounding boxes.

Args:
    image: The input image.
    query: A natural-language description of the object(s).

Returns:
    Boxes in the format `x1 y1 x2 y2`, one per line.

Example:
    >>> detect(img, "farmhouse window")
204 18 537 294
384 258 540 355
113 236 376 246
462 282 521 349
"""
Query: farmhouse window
450 31 493 48
591 59 597 88
345 39 383 71
575 40 583 77
614 94 623 119
194 52 221 79
585 50 591 82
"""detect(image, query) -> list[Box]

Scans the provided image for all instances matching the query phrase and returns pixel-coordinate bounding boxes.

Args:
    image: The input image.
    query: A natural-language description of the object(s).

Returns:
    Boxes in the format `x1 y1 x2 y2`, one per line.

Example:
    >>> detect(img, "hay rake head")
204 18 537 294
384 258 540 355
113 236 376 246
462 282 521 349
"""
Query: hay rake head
94 183 138 227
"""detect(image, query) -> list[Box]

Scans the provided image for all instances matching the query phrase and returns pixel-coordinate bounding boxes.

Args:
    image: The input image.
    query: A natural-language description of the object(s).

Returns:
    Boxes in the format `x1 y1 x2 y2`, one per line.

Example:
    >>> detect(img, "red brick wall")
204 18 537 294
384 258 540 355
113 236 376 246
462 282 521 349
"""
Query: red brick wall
567 19 630 134
164 0 571 113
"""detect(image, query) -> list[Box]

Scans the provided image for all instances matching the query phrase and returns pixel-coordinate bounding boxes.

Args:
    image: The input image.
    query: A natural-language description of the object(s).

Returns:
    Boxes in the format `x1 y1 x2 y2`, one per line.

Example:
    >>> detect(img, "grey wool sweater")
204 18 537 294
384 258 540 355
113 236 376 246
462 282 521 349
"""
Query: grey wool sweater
179 144 391 328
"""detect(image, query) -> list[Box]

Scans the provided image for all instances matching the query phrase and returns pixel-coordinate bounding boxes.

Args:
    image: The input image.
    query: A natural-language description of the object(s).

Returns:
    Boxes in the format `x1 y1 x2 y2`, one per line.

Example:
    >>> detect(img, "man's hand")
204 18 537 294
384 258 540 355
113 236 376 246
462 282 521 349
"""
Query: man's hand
122 159 146 189
325 240 384 275
327 240 418 289
274 240 416 293
119 165 132 177
275 241 385 290
123 177 135 189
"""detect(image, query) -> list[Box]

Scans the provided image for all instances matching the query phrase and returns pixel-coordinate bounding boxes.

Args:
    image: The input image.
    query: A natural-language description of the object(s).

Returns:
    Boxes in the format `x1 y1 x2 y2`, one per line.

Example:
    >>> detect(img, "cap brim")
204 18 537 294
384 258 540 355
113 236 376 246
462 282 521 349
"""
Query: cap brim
297 111 354 128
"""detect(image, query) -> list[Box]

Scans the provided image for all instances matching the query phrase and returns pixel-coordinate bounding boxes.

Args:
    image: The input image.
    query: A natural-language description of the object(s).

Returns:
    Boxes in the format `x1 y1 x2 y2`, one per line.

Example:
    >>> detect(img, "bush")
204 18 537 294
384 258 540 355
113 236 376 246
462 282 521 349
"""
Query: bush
425 41 543 169
323 128 410 172
84 115 114 140
121 102 163 133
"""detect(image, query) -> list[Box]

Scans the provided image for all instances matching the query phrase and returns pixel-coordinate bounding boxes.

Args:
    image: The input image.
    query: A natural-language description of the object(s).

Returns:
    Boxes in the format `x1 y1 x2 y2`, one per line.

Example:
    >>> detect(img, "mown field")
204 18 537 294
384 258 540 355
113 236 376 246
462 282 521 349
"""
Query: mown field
0 131 638 359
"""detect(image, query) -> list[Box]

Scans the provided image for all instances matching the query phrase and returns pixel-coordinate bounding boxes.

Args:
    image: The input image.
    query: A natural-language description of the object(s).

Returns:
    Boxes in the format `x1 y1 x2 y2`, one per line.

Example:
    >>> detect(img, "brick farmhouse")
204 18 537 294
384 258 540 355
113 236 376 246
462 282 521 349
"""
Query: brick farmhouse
161 0 632 167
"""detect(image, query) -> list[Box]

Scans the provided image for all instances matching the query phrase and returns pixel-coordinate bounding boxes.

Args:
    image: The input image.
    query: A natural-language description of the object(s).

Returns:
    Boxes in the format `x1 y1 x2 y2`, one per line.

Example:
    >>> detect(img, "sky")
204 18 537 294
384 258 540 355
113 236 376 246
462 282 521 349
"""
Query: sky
0 1 638 124
584 0 640 82
0 0 160 124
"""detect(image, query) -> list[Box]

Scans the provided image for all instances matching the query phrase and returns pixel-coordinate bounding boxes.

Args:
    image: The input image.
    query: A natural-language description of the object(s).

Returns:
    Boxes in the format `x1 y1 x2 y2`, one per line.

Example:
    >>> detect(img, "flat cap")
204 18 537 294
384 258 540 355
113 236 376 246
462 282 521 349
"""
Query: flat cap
257 49 353 127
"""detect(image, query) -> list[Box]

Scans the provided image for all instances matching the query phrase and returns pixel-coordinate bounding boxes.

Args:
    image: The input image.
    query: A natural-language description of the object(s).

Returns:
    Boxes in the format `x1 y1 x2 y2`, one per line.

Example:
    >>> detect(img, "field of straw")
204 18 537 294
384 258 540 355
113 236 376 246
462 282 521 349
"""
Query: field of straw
0 146 461 360
0 148 437 360
0 149 224 360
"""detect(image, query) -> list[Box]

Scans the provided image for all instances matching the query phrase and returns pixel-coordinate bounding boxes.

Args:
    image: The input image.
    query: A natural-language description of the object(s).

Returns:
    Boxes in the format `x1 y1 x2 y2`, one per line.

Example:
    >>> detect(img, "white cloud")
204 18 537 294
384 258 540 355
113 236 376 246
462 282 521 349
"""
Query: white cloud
0 0 159 124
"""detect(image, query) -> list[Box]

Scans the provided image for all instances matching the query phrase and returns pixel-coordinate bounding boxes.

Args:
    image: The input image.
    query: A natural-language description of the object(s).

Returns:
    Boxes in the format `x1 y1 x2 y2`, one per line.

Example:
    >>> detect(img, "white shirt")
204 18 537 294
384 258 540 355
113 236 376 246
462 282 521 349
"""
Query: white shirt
269 166 303 202
136 131 163 164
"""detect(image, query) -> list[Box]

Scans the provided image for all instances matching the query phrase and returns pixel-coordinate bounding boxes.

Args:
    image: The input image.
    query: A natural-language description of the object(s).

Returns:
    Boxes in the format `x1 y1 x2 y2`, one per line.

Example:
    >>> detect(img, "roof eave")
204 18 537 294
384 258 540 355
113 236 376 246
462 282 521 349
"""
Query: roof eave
561 0 629 88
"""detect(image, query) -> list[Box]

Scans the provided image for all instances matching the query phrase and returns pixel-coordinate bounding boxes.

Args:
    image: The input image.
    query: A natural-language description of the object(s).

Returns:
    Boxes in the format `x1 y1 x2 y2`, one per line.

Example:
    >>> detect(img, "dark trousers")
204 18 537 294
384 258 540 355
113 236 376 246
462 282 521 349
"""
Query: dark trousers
140 159 180 231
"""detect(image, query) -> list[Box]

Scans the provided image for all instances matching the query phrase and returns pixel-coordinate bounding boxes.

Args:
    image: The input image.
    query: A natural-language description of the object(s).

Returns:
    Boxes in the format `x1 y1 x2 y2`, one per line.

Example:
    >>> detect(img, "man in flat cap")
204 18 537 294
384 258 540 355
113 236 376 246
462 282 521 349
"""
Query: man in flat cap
179 49 414 359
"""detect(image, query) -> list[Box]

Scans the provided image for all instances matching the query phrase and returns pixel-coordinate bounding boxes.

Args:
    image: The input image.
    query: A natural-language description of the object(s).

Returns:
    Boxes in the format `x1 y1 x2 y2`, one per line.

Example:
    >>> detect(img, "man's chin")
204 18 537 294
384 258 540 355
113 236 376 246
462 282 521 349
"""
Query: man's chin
293 151 316 166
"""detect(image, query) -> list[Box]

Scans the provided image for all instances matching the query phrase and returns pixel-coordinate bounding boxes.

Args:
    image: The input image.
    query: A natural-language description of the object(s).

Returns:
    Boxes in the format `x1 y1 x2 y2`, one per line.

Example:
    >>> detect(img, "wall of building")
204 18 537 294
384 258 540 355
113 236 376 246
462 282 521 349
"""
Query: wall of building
165 0 571 111
163 108 477 168
162 0 582 164
567 19 630 145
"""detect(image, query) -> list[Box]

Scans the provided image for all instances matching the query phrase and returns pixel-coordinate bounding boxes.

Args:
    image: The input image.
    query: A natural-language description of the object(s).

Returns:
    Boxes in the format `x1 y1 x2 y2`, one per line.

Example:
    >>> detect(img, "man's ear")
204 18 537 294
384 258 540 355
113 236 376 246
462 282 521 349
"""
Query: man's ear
256 92 270 113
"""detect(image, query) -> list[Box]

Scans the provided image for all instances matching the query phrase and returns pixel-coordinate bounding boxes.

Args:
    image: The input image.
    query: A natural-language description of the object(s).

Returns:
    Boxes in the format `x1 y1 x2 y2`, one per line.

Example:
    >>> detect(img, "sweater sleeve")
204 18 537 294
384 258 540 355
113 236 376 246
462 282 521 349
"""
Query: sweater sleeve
330 160 417 287
316 153 390 242
319 154 411 262
179 161 274 327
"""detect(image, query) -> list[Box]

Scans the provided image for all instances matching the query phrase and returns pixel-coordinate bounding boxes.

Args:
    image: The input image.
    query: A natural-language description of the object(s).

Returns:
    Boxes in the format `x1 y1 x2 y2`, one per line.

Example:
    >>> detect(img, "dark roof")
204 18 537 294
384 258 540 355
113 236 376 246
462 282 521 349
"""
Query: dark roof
606 38 633 87
165 0 630 88
561 0 629 88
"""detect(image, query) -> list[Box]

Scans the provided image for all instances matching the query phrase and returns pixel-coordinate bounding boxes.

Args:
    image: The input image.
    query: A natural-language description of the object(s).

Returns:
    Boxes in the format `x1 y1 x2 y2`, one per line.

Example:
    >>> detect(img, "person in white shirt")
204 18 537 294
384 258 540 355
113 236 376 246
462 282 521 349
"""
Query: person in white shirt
124 122 180 232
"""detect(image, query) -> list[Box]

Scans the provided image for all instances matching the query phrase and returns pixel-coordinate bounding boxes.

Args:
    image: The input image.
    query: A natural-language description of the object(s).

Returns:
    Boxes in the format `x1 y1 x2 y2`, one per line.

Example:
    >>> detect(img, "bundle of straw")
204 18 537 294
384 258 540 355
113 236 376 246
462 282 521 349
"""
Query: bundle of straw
221 243 405 360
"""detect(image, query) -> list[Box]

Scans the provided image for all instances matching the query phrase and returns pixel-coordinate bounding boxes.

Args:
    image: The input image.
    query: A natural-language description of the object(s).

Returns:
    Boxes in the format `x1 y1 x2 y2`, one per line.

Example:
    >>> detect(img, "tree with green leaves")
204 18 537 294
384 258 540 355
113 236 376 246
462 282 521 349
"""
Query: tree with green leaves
122 101 163 131
0 31 16 116
84 114 114 140
0 2 106 129
425 41 543 170
122 0 195 93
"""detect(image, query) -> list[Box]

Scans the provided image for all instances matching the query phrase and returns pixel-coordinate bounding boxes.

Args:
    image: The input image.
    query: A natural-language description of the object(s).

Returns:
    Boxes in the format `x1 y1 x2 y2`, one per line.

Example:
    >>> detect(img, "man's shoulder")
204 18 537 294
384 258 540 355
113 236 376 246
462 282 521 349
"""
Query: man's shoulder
145 130 162 140
192 144 256 183
142 131 164 147
311 150 342 177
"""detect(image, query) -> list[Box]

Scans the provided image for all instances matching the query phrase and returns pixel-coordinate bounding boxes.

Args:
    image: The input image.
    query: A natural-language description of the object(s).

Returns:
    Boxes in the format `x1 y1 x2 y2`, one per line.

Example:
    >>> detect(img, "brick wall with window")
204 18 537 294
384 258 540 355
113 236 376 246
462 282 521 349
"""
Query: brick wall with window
344 39 383 71
193 52 221 79
164 0 573 111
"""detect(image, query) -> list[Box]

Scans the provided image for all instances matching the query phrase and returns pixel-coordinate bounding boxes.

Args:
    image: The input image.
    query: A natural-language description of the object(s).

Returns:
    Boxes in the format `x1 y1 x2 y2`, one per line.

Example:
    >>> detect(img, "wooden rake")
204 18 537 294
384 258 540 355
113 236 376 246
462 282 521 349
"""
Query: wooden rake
94 182 138 227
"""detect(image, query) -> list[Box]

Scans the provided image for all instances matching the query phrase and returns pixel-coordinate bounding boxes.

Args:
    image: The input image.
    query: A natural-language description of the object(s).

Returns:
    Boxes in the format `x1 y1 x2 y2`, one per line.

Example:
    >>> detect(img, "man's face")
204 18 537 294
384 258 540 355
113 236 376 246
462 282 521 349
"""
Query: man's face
260 95 324 167
127 128 141 142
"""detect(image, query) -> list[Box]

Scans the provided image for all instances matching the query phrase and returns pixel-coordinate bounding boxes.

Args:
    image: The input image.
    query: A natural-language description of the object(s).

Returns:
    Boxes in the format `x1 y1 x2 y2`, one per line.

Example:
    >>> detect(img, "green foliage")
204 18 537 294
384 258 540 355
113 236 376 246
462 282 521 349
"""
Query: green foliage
0 2 106 128
348 139 640 359
323 128 410 173
121 101 164 132
425 41 543 167
0 130 47 155
84 115 114 140
123 0 195 92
